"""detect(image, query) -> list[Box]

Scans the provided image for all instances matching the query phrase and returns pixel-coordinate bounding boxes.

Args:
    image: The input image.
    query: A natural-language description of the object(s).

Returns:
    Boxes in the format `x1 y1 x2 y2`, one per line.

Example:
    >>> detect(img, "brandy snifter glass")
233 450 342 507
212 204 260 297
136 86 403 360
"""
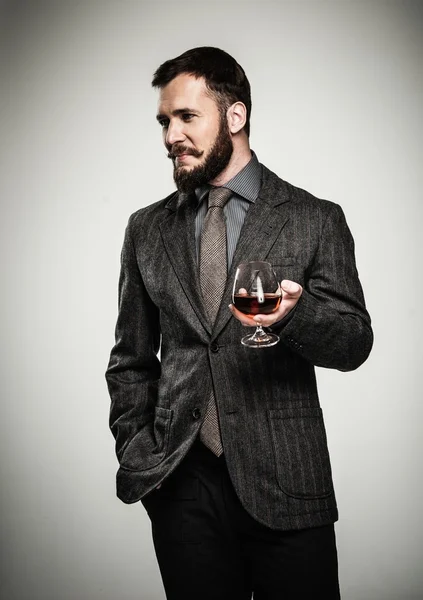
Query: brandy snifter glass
232 261 281 348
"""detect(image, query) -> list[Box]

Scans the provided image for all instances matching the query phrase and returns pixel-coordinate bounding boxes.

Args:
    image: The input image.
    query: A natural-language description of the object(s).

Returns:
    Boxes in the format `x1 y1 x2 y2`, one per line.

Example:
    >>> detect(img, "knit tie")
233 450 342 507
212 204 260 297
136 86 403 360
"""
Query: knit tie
198 186 232 456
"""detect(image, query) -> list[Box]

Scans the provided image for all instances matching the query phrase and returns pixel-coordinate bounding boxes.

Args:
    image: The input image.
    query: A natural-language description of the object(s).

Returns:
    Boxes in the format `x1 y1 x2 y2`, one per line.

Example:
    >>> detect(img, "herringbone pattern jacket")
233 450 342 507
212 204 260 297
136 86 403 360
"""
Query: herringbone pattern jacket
106 165 373 530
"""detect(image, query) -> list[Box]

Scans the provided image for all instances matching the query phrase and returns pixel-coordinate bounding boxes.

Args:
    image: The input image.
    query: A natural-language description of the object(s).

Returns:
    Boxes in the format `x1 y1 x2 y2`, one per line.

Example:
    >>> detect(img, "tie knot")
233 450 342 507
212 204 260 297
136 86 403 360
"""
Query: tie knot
208 187 232 209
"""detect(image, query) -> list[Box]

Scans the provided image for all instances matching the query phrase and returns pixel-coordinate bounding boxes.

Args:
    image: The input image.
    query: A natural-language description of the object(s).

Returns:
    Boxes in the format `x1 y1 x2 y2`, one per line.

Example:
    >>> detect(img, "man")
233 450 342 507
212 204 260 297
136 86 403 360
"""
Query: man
106 47 373 599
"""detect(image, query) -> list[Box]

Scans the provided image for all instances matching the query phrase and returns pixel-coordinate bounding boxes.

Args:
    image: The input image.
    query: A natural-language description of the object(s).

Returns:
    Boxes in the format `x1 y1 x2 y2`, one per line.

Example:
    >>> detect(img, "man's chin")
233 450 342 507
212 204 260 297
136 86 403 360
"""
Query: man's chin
175 163 194 173
173 164 205 193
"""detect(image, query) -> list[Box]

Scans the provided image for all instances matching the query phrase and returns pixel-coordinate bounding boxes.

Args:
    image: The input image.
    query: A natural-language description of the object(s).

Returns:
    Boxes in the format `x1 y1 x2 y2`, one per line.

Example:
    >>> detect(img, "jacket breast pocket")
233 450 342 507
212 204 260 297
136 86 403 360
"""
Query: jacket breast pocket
268 407 333 499
120 406 172 472
269 258 301 286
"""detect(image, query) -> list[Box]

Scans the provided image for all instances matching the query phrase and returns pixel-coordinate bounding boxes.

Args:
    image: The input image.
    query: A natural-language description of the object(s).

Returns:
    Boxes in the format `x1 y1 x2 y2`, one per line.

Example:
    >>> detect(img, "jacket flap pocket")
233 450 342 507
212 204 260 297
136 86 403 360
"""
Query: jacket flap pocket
268 407 334 499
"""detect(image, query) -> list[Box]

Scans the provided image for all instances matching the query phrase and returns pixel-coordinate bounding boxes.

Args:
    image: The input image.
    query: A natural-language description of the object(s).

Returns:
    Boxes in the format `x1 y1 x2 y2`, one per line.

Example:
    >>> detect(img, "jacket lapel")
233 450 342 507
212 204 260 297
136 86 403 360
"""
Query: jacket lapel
159 192 212 336
212 166 292 340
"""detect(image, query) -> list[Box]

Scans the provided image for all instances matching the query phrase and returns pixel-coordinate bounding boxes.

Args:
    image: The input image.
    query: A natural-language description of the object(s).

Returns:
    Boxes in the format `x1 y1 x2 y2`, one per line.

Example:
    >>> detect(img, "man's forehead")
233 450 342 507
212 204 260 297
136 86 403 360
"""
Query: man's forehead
158 74 208 103
157 74 216 113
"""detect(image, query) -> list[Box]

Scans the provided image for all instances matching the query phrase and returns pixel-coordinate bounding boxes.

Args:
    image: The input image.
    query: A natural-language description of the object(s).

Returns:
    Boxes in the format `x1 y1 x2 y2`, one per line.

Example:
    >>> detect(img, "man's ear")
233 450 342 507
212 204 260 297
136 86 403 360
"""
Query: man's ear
227 102 247 134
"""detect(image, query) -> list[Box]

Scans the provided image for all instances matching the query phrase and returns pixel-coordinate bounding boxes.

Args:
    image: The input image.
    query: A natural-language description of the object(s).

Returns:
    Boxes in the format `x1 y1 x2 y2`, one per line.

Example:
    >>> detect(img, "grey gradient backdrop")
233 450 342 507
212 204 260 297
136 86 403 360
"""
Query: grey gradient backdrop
1 1 422 599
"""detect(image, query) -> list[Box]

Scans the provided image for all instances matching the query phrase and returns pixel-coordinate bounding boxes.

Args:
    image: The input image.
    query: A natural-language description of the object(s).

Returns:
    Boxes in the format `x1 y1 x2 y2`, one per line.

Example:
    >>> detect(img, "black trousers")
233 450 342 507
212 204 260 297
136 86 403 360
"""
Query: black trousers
141 441 340 600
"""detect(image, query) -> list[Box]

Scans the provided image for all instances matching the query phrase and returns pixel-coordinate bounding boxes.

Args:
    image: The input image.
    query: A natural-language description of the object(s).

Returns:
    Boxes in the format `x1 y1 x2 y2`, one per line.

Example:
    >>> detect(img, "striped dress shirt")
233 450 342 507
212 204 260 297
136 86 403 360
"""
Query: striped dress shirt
194 152 262 269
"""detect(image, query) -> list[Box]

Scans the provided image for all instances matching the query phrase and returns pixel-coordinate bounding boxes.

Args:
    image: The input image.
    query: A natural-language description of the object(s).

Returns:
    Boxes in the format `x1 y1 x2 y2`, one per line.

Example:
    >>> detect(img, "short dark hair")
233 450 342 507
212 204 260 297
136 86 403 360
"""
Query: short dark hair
152 46 252 137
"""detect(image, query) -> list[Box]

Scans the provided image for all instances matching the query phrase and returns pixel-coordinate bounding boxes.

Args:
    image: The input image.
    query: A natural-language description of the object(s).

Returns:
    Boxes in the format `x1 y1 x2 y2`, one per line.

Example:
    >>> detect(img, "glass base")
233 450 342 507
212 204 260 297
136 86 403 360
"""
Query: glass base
241 326 279 348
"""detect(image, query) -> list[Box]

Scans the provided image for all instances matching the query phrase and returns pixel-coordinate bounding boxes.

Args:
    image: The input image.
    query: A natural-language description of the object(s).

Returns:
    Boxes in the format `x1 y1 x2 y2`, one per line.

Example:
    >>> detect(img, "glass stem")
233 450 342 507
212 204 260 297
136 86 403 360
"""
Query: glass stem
252 325 269 342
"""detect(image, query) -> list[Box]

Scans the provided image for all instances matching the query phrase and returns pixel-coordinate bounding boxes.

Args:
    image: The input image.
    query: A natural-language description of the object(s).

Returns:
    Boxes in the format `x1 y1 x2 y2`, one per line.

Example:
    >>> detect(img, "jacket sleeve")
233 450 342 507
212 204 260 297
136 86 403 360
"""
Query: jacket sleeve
105 214 161 462
277 203 373 371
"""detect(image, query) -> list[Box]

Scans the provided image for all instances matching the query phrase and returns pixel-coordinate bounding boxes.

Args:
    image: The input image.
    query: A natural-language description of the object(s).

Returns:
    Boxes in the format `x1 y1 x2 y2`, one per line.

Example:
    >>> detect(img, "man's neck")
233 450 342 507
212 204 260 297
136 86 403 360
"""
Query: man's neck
209 146 252 187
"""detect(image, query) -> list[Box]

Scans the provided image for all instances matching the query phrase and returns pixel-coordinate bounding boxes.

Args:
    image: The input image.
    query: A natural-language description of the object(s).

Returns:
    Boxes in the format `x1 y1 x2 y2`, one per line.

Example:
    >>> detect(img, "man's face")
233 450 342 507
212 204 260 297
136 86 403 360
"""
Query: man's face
157 74 233 193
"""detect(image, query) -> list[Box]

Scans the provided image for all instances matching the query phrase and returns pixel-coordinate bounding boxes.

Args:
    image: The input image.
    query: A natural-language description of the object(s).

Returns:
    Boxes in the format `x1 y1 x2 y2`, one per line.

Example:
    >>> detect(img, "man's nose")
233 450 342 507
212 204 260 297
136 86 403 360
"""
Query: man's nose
165 120 185 146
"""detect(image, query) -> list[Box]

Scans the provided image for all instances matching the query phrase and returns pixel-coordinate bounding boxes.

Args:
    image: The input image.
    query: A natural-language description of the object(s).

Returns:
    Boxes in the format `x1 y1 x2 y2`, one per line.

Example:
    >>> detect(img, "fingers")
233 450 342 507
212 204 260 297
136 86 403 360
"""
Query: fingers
229 304 257 327
251 306 285 327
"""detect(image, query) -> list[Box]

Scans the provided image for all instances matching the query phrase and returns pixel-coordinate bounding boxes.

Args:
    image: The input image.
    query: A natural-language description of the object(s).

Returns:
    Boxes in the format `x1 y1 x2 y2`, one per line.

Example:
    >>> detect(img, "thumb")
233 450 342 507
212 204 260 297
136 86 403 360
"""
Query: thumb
281 280 302 297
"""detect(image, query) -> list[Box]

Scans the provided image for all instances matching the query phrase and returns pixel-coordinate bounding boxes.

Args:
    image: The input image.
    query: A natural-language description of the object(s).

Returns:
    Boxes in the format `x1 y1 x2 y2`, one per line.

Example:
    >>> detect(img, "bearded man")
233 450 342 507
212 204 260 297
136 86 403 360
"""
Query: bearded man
106 47 373 600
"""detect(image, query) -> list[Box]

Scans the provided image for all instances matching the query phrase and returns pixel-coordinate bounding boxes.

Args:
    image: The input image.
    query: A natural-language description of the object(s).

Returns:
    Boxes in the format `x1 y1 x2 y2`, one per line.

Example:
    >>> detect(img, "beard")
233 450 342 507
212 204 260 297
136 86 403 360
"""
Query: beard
168 116 233 194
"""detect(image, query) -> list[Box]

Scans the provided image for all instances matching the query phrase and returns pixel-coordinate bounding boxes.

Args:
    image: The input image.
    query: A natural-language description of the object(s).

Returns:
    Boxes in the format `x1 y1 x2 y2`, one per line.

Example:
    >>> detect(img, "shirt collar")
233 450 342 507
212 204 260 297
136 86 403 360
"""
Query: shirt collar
194 151 261 206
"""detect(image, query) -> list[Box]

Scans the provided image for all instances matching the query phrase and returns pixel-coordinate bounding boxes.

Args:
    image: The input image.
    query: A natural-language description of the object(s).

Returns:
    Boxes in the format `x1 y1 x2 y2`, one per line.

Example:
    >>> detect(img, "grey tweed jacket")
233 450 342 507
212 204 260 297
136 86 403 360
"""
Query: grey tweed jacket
106 164 373 531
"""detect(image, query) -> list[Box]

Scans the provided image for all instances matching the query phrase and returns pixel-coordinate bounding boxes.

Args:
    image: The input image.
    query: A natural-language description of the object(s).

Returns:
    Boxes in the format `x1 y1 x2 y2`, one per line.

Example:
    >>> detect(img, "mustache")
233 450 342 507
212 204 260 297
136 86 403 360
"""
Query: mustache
167 145 203 160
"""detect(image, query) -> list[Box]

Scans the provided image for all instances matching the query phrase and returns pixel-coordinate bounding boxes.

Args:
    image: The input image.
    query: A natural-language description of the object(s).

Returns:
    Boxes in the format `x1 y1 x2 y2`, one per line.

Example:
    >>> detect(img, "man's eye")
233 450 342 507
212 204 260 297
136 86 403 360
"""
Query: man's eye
158 119 169 128
182 113 194 122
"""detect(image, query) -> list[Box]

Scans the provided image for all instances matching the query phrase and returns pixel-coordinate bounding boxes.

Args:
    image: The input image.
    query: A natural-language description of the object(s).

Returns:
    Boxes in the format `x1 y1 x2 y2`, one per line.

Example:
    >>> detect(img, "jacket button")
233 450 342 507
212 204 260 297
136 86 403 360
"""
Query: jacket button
192 407 201 420
210 342 219 353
